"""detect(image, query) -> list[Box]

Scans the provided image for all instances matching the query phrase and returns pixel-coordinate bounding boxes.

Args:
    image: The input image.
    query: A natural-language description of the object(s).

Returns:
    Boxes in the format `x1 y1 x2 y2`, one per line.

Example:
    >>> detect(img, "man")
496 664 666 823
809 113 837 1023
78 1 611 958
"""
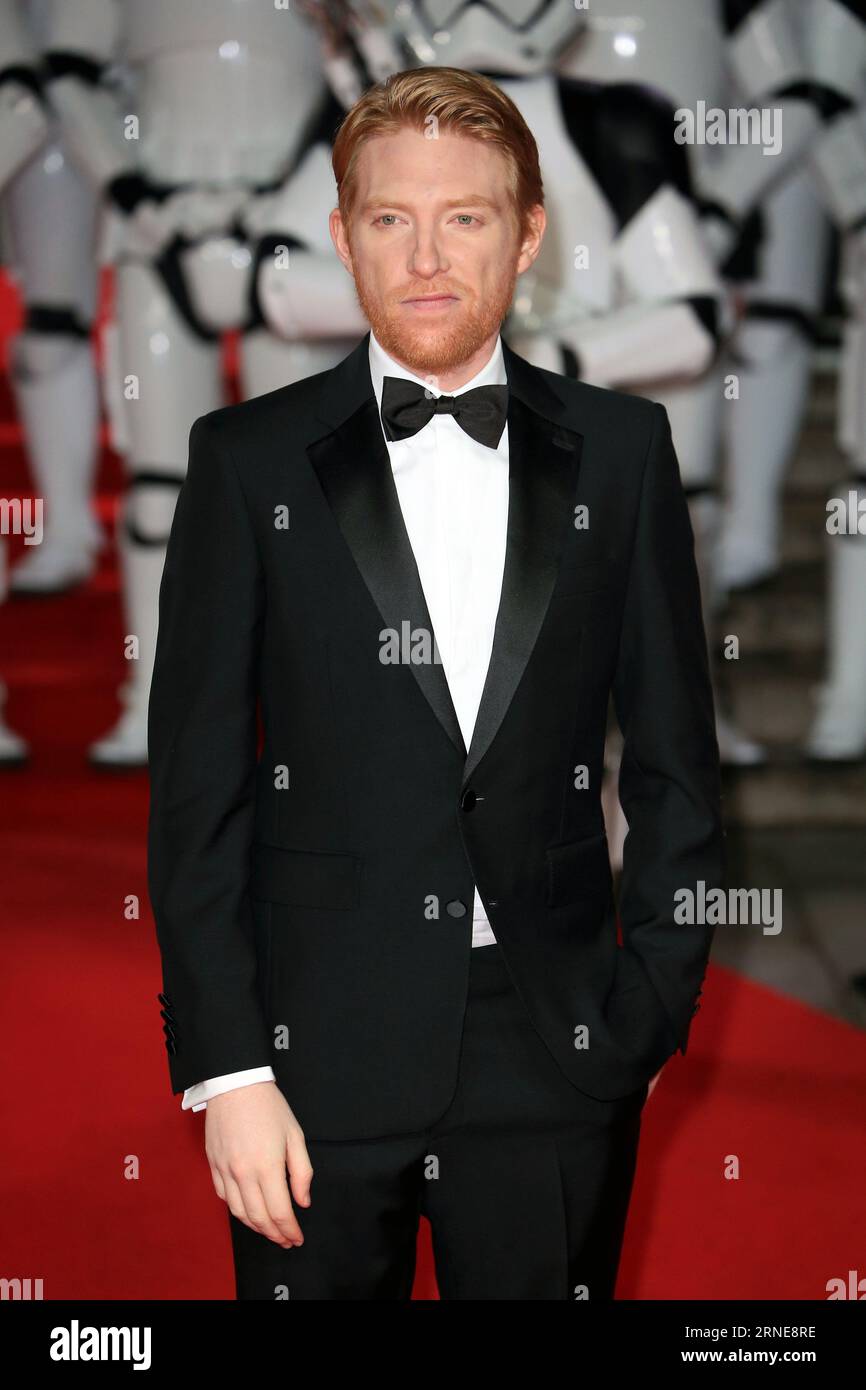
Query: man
148 66 725 1301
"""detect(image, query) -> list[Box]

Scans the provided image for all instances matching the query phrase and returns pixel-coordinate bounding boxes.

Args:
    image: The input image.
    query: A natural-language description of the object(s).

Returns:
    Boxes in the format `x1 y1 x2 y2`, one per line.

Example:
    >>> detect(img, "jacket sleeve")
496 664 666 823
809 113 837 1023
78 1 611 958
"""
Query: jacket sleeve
611 401 726 1056
147 414 273 1094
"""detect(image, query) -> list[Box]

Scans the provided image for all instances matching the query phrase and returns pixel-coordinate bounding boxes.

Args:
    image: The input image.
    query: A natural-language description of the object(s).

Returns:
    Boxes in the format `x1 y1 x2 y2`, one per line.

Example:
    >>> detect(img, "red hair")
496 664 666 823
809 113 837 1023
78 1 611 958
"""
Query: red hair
332 66 544 239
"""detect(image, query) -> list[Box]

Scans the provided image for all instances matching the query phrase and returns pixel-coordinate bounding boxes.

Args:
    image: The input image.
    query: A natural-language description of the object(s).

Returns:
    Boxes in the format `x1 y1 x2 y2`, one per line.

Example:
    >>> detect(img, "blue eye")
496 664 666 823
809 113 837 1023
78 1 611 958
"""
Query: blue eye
373 213 480 227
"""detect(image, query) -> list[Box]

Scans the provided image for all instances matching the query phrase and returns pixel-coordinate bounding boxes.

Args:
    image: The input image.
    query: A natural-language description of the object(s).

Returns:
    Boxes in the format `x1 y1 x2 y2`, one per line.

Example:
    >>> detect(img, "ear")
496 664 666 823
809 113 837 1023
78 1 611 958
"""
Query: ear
517 202 546 275
329 207 354 275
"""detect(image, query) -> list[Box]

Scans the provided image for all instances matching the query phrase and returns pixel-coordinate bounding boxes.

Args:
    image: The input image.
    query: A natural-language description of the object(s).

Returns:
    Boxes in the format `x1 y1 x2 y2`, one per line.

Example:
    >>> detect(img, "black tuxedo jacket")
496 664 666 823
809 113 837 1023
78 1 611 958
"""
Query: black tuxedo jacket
147 330 725 1140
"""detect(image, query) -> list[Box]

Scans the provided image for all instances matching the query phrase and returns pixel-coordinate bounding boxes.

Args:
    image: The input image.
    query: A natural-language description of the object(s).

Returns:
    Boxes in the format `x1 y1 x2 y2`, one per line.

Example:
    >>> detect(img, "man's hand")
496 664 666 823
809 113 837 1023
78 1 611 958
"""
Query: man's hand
205 1081 313 1248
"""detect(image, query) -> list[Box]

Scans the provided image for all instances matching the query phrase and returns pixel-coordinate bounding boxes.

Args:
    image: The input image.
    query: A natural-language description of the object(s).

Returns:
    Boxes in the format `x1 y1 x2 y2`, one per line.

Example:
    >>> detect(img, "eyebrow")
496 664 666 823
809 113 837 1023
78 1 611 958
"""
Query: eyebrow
359 194 502 214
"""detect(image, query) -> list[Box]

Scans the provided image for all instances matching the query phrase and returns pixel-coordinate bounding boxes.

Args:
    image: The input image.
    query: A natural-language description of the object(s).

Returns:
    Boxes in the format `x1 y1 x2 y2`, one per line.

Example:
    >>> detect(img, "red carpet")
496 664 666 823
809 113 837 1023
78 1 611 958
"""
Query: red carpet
2 296 864 1300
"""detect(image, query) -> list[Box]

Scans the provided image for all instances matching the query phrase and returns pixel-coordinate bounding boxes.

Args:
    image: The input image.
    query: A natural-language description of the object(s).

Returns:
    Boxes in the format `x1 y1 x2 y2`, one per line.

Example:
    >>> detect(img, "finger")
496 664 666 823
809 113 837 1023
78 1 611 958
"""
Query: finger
260 1167 305 1246
286 1131 315 1208
223 1174 250 1225
210 1163 227 1201
223 1173 284 1245
235 1176 292 1247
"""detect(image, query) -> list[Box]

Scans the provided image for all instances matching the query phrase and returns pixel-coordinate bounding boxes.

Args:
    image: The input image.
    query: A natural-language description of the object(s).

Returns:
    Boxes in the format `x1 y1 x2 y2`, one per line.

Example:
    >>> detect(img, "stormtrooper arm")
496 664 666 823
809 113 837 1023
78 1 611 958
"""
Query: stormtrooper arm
809 107 866 230
255 235 369 340
0 0 51 188
693 0 824 252
513 81 724 388
559 187 723 387
246 92 368 341
39 0 134 197
799 0 866 231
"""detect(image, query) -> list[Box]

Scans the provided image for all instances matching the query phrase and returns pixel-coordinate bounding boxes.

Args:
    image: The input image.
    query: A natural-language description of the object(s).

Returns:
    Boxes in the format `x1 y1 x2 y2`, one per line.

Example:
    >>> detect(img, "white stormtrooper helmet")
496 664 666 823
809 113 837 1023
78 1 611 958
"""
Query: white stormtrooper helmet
372 0 587 77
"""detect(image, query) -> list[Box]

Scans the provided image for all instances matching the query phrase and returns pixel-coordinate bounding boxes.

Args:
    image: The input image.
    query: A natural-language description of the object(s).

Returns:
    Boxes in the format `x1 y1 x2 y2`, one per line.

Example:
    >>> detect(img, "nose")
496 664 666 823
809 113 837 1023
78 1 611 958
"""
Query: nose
408 224 449 280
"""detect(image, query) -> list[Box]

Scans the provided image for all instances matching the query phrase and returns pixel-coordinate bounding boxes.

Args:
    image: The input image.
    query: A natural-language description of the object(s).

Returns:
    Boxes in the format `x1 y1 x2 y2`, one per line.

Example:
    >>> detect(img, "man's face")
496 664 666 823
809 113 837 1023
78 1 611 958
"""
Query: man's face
330 125 544 378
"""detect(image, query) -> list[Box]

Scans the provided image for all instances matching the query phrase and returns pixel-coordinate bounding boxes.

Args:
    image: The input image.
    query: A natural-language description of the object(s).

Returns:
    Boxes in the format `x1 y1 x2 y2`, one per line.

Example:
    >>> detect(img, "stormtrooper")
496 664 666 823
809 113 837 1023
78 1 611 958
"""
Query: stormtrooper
0 0 52 762
796 0 866 760
631 0 866 767
40 0 368 765
622 0 866 761
556 0 842 771
703 0 866 762
695 0 833 601
2 0 106 599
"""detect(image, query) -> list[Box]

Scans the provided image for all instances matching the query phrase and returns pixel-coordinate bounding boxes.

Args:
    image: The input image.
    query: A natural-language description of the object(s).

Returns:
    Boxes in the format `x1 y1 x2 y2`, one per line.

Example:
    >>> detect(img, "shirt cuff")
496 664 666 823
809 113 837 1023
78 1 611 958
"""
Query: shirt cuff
181 1066 277 1112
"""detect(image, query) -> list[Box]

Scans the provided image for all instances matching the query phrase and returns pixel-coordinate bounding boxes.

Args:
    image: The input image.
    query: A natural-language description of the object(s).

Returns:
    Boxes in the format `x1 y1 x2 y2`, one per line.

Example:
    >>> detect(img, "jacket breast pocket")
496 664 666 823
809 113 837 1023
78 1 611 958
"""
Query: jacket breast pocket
251 841 362 910
546 830 612 908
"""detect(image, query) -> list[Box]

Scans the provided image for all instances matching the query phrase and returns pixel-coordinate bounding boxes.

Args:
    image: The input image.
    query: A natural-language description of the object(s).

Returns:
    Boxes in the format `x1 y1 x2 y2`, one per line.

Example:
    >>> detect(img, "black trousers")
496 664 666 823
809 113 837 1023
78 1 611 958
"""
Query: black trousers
229 941 649 1300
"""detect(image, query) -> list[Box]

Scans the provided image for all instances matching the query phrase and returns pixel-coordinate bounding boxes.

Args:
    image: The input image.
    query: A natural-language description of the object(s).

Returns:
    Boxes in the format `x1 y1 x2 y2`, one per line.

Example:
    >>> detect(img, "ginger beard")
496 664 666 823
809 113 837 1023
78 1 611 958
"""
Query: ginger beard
346 218 524 379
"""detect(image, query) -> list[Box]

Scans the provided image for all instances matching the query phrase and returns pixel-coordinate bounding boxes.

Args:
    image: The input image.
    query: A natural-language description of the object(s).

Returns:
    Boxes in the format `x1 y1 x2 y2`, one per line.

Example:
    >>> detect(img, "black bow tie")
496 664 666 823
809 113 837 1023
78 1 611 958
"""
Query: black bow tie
380 375 508 450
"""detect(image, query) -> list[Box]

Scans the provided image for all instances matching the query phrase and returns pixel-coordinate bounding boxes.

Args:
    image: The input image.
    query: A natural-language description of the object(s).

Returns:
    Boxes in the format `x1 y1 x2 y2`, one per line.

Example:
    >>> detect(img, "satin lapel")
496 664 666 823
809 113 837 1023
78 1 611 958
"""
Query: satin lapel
462 390 583 786
307 388 467 760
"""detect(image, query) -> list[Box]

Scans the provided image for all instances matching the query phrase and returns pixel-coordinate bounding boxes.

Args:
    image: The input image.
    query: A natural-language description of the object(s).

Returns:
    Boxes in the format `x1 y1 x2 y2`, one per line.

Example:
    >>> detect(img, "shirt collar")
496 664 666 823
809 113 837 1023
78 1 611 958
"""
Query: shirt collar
369 327 506 418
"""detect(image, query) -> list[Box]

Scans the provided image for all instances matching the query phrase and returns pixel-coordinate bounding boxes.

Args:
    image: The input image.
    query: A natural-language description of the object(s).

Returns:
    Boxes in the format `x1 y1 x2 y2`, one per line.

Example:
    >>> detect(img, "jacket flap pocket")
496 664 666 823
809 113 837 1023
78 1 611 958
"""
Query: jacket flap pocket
251 841 361 910
546 831 611 907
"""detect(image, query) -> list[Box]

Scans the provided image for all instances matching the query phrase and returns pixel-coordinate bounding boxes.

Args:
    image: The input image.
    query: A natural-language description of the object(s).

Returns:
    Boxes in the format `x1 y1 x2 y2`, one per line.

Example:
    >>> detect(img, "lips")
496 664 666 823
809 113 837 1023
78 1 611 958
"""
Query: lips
403 294 458 308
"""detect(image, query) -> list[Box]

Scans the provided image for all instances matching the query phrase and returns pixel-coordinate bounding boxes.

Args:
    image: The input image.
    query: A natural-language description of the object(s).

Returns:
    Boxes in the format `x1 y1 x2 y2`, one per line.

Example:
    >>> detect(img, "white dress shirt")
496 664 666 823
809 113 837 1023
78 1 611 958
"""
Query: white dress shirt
182 328 510 1111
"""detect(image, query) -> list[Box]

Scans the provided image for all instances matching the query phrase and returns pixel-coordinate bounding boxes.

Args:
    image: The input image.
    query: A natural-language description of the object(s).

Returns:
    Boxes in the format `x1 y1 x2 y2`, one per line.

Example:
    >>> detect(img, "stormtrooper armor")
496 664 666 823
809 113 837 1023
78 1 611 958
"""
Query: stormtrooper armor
0 0 52 762
559 1 773 765
797 0 866 759
678 0 866 762
41 0 365 765
698 0 831 598
0 0 48 186
557 0 838 767
2 0 106 598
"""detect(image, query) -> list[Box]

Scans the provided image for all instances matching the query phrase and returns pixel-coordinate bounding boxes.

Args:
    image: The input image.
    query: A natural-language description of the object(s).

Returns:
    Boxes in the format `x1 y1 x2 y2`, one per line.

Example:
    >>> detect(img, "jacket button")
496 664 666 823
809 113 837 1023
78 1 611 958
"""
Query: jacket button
460 788 477 812
446 899 467 917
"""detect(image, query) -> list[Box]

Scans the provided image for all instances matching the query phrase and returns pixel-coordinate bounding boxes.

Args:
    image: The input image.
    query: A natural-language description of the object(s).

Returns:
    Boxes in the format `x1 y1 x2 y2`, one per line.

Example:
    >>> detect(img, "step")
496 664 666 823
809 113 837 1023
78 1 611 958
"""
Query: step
721 760 866 827
716 561 824 658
